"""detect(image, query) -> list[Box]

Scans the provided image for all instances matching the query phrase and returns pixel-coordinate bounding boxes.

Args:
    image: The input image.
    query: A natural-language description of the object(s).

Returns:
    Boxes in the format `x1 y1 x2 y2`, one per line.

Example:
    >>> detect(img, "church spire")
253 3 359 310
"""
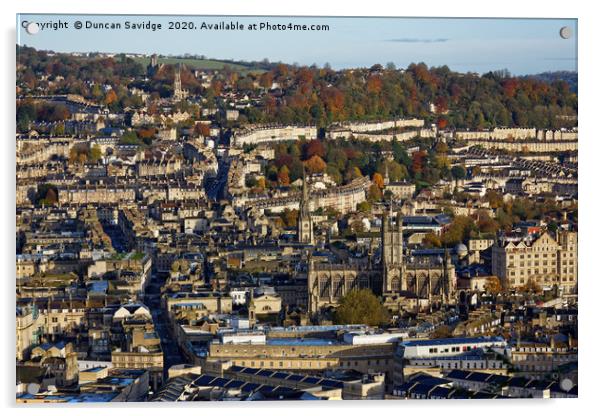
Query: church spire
298 167 314 245
301 167 309 212
384 163 390 186
173 63 186 100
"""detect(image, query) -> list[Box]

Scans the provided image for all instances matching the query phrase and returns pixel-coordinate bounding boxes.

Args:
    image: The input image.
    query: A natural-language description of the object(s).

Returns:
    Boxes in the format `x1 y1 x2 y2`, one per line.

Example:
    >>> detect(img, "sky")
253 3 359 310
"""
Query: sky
17 14 578 75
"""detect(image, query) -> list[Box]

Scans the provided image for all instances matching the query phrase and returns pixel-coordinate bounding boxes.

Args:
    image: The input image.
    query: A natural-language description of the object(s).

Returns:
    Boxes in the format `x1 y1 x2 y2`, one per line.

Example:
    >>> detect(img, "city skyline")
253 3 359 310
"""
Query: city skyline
18 14 577 75
15 13 578 403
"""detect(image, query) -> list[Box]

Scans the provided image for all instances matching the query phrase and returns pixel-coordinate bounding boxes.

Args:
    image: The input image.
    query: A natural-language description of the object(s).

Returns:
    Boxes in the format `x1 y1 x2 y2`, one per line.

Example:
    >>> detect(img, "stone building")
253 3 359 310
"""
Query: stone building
232 125 317 147
203 338 395 377
307 211 456 315
491 230 577 293
385 181 416 200
58 184 136 205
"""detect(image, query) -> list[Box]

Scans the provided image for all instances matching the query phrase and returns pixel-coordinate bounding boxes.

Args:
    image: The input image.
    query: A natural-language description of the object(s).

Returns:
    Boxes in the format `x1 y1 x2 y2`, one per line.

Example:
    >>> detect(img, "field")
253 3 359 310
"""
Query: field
132 56 263 73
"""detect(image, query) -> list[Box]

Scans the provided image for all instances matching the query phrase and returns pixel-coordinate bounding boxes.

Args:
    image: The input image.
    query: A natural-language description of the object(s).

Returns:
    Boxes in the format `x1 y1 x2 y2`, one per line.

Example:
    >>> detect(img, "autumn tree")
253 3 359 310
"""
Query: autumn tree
256 177 266 190
104 89 118 106
484 277 503 295
372 172 385 189
137 127 156 144
343 166 362 183
366 75 383 94
89 145 102 163
17 46 578 130
304 139 326 159
422 232 442 248
441 215 477 246
484 189 504 209
305 155 326 174
435 141 449 154
411 150 427 176
321 86 345 120
194 122 211 137
385 161 408 182
69 143 91 164
44 188 58 206
434 96 448 113
431 325 452 339
333 289 390 326
476 210 500 235
280 208 298 227
277 165 290 186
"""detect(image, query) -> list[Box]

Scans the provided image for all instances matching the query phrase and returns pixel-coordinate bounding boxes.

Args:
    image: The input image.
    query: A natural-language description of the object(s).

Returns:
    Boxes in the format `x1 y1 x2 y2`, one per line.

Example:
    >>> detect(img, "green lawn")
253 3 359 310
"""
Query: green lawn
133 56 263 73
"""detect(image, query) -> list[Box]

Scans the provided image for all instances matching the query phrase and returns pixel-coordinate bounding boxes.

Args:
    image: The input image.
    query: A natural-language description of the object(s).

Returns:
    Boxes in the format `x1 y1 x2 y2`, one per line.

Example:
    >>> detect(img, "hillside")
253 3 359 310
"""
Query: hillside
132 56 265 73
525 71 578 93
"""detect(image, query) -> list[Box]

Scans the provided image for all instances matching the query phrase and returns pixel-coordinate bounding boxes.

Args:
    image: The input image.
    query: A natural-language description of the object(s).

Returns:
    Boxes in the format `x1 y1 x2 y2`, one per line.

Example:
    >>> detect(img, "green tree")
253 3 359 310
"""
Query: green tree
357 201 371 212
422 232 442 248
441 215 477 246
367 184 383 202
334 289 390 326
451 165 467 181
431 325 452 339
89 144 102 163
119 131 142 145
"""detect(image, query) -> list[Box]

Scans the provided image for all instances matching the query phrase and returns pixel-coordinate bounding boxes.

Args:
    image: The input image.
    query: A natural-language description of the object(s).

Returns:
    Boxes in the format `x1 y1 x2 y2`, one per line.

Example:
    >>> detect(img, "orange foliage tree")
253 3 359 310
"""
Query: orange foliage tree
305 155 327 174
372 172 385 189
277 165 291 186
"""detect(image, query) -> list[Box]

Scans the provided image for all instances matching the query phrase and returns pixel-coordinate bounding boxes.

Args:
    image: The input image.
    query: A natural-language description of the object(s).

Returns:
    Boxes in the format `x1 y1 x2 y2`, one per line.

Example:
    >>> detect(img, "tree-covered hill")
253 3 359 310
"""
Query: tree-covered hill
17 46 577 130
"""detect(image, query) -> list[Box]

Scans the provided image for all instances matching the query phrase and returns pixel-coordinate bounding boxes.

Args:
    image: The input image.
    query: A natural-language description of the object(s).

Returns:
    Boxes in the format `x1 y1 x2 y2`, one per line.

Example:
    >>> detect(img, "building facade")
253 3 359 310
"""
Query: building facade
307 211 456 315
491 231 577 293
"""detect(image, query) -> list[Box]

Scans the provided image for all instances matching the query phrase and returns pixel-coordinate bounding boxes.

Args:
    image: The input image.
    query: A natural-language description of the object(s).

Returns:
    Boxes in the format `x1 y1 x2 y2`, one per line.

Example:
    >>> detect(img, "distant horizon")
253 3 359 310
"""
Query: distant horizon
17 15 578 76
18 45 579 79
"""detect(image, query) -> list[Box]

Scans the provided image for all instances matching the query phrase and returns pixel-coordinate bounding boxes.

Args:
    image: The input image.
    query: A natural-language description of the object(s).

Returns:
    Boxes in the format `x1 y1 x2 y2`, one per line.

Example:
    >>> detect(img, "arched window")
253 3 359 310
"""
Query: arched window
333 276 344 298
319 277 330 300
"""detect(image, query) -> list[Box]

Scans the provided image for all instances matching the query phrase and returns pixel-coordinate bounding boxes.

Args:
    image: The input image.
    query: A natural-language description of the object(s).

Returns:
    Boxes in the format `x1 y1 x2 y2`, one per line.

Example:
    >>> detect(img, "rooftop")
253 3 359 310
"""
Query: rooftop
402 336 505 347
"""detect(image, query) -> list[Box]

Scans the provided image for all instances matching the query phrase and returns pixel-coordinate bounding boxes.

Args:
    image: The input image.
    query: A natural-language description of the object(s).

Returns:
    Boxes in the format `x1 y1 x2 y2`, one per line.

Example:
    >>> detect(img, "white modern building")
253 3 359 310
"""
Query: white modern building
399 336 507 359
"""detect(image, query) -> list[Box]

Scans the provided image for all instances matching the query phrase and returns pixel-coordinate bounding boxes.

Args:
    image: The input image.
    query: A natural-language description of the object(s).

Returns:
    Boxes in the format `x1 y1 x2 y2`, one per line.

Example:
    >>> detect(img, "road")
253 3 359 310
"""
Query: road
144 273 187 379
206 159 230 201
102 223 128 253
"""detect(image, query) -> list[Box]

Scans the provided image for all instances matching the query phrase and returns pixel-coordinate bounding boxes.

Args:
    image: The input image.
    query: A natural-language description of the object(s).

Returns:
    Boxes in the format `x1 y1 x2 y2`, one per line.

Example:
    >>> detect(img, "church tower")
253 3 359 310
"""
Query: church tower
147 53 159 77
298 169 314 245
384 163 390 186
173 64 186 101
248 295 256 328
381 209 404 293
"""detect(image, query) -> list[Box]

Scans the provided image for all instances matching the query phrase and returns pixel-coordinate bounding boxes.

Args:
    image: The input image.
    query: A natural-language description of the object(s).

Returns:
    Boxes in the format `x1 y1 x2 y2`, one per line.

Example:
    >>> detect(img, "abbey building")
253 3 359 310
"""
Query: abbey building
307 210 456 316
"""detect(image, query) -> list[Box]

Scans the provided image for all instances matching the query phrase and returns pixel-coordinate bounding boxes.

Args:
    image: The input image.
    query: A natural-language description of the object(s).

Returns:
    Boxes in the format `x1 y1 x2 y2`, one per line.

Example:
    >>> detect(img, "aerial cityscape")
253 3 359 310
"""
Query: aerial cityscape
15 16 578 402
